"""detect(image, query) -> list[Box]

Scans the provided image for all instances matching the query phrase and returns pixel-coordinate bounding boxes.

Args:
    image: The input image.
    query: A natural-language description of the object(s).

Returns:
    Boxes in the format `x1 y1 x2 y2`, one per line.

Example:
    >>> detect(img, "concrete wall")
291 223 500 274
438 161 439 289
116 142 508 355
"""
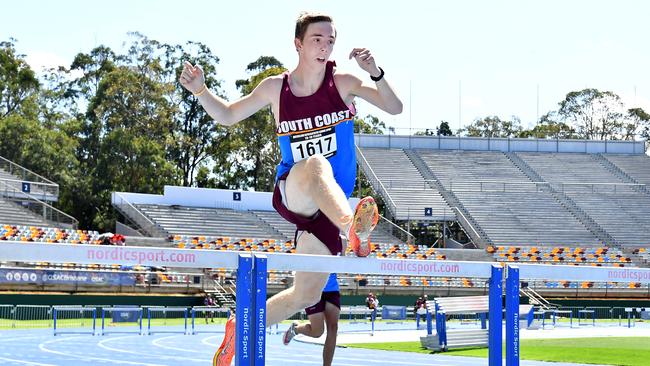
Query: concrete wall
356 134 646 154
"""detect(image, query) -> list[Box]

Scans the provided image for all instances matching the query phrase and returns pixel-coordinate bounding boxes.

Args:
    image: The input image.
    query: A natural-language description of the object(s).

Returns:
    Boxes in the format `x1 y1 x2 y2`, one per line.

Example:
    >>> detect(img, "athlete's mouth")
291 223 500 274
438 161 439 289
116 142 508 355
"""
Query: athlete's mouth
316 57 326 63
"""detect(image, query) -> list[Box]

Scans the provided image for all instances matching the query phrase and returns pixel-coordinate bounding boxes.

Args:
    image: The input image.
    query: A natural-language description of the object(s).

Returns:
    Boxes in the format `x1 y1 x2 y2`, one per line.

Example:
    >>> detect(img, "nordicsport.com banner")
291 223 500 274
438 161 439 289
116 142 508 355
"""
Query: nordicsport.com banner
0 268 135 286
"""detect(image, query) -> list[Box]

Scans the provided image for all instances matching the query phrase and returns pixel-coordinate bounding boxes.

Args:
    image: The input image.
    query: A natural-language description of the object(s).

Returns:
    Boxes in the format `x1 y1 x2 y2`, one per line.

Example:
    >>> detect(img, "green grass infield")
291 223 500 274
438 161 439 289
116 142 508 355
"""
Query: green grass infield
342 337 650 366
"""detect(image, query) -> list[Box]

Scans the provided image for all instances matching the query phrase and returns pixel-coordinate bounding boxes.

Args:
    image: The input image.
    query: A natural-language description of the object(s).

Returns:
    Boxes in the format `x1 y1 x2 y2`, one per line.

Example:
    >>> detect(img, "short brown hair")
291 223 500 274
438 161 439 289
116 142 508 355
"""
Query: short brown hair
295 12 334 41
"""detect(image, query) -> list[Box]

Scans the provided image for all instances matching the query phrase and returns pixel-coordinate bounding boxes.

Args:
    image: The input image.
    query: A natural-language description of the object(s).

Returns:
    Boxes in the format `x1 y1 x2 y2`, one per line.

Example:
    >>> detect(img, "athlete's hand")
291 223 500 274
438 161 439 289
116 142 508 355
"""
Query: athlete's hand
349 48 381 79
179 61 205 94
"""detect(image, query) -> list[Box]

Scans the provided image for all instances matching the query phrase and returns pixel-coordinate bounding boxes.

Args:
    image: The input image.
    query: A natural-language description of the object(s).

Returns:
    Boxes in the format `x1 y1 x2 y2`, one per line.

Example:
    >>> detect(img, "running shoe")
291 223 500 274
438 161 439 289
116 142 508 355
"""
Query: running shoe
282 322 299 345
213 315 236 366
348 196 379 257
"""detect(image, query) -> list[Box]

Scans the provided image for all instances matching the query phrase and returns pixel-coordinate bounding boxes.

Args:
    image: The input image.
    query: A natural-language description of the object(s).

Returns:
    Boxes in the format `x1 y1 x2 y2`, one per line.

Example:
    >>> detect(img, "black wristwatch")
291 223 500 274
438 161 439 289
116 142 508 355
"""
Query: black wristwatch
370 67 384 82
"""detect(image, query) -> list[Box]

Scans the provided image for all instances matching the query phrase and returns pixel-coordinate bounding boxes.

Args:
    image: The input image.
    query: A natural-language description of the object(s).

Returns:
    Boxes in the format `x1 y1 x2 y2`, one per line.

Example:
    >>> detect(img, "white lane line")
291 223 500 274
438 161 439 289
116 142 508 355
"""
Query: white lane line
38 336 165 366
200 335 219 347
0 356 55 366
98 336 206 362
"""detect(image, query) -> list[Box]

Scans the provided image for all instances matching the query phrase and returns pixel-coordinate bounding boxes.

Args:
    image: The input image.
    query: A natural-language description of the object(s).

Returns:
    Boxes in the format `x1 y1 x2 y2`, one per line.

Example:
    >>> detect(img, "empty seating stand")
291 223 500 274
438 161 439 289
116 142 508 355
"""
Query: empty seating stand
359 148 453 220
136 204 283 240
0 198 51 227
416 150 601 246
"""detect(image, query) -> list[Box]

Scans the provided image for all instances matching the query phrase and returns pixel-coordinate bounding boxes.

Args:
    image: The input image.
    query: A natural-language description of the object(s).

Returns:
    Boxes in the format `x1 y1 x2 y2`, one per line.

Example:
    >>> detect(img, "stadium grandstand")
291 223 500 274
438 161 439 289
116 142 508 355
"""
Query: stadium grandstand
2 135 650 307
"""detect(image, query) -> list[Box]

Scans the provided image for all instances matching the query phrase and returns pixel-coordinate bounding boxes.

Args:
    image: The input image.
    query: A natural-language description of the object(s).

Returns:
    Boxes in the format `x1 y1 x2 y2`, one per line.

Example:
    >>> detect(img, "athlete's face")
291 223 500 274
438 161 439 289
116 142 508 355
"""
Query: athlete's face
295 21 336 66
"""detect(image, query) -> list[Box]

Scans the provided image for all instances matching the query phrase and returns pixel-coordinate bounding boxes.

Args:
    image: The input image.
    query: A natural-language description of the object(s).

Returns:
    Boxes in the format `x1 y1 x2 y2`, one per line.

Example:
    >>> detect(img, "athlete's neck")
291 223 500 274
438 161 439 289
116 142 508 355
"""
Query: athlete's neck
289 61 327 96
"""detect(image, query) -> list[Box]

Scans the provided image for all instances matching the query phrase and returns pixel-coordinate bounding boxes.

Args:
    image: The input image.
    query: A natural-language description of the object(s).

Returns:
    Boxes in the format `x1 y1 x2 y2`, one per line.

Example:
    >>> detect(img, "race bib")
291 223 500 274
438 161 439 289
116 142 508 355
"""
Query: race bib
290 127 337 162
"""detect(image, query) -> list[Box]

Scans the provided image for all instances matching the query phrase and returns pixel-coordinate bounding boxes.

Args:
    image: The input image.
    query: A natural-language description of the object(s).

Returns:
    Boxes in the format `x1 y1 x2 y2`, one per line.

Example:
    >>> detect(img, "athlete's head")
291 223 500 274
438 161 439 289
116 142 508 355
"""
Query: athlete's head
294 12 336 65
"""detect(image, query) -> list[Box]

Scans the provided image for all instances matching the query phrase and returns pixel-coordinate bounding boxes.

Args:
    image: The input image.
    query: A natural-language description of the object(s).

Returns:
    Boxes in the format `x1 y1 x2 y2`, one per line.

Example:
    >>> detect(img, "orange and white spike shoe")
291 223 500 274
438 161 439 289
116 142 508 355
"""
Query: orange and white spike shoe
213 315 236 366
348 196 379 257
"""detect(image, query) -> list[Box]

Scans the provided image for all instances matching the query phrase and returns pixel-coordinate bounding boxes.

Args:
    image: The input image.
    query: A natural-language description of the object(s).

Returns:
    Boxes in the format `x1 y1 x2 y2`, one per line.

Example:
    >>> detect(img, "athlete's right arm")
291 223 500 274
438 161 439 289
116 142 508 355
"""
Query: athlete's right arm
180 61 276 126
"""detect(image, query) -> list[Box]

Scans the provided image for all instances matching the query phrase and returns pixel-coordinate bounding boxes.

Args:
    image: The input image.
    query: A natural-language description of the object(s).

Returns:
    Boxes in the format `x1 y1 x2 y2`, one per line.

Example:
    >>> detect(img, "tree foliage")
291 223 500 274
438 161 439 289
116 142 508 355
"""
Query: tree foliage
557 88 627 140
437 121 453 136
462 115 523 138
518 112 577 139
0 40 39 118
209 56 286 191
355 114 386 134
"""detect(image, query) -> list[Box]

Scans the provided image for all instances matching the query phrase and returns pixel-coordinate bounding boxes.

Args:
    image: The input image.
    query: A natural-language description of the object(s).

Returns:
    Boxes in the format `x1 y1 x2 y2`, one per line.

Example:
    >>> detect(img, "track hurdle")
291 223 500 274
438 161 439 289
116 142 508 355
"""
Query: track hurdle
509 263 650 366
191 306 230 334
53 306 96 336
101 306 143 335
0 241 526 366
147 306 189 335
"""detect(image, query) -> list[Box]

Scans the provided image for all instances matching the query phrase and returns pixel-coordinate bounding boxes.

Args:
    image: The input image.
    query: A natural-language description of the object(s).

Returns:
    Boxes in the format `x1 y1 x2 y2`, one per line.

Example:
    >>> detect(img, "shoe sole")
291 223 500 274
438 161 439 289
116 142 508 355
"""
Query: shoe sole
283 322 298 345
352 197 378 256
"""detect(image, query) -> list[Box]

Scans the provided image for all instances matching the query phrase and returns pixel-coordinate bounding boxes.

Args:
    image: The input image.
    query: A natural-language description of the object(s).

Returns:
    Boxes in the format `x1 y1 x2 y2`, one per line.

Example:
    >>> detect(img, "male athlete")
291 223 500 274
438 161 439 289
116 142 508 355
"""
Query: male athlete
180 12 402 365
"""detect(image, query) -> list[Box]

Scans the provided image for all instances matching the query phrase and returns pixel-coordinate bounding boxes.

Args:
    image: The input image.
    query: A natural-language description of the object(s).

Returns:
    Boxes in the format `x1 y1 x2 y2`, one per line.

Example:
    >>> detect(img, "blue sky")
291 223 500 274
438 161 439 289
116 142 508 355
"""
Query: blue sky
3 0 649 134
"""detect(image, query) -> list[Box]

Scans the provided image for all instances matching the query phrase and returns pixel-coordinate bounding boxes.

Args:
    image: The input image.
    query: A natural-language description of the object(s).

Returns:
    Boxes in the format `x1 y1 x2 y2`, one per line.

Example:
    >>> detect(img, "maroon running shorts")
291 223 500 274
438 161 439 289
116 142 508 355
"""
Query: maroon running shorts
272 172 343 256
305 291 341 315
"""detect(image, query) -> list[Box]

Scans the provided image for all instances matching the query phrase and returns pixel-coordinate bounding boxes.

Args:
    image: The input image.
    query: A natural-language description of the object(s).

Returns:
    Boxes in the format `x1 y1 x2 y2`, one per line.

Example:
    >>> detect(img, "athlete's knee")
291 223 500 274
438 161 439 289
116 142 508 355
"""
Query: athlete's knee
326 321 338 334
304 154 332 177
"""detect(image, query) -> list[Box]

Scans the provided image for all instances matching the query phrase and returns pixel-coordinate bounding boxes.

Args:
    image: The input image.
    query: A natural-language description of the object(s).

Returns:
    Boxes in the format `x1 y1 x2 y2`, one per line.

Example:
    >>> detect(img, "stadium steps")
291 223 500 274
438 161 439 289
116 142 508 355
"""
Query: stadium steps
566 193 650 248
356 147 453 221
404 149 493 248
597 154 650 194
135 204 283 239
0 159 58 201
506 152 617 247
0 198 52 227
250 210 294 242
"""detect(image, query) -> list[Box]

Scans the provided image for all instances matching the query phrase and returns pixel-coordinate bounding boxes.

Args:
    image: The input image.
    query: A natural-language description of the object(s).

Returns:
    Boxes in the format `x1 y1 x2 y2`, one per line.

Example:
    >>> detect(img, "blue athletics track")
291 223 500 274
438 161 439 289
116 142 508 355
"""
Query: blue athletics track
0 325 605 366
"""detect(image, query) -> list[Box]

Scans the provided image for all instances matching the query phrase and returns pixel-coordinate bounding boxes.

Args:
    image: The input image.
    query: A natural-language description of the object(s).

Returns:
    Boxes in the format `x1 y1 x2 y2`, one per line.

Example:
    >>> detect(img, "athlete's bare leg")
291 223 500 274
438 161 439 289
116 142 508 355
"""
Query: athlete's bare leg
322 302 340 366
266 232 329 325
296 312 326 338
284 155 354 232
267 153 377 325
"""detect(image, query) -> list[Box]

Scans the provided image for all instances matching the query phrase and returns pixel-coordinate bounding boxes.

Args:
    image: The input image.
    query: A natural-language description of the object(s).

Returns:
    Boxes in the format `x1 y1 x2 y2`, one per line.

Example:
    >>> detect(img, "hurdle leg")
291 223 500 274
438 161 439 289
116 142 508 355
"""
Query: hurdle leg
235 254 253 366
488 265 503 366
505 266 520 366
253 255 267 366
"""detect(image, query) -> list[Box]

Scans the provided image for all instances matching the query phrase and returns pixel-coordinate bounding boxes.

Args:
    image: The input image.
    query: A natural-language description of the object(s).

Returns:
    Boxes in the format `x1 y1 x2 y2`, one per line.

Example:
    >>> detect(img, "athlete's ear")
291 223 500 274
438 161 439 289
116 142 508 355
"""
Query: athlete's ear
294 38 302 52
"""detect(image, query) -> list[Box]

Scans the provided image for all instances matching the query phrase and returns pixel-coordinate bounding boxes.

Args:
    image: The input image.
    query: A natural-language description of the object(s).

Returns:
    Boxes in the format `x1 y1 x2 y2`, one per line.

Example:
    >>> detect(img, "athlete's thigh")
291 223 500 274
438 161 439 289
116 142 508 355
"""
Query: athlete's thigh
283 159 319 216
324 302 340 329
293 232 330 294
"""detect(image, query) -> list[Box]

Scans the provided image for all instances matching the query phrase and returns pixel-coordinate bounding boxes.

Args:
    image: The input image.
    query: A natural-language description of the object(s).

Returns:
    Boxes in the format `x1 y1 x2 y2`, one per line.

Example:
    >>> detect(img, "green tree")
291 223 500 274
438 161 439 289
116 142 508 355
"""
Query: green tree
519 112 577 139
354 114 386 134
462 115 522 138
557 88 625 140
0 39 39 118
158 38 226 187
211 56 286 191
625 107 650 140
437 121 453 136
87 65 179 229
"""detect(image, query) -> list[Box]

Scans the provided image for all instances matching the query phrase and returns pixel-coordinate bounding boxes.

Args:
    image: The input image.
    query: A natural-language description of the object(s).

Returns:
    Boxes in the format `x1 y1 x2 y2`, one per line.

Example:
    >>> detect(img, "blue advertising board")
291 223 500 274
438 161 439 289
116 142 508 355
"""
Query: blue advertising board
0 269 135 286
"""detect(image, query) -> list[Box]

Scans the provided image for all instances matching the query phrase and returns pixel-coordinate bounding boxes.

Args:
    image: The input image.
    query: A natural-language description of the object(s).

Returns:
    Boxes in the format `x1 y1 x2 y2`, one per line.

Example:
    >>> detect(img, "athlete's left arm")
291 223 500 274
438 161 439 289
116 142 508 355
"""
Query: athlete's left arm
340 48 403 115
